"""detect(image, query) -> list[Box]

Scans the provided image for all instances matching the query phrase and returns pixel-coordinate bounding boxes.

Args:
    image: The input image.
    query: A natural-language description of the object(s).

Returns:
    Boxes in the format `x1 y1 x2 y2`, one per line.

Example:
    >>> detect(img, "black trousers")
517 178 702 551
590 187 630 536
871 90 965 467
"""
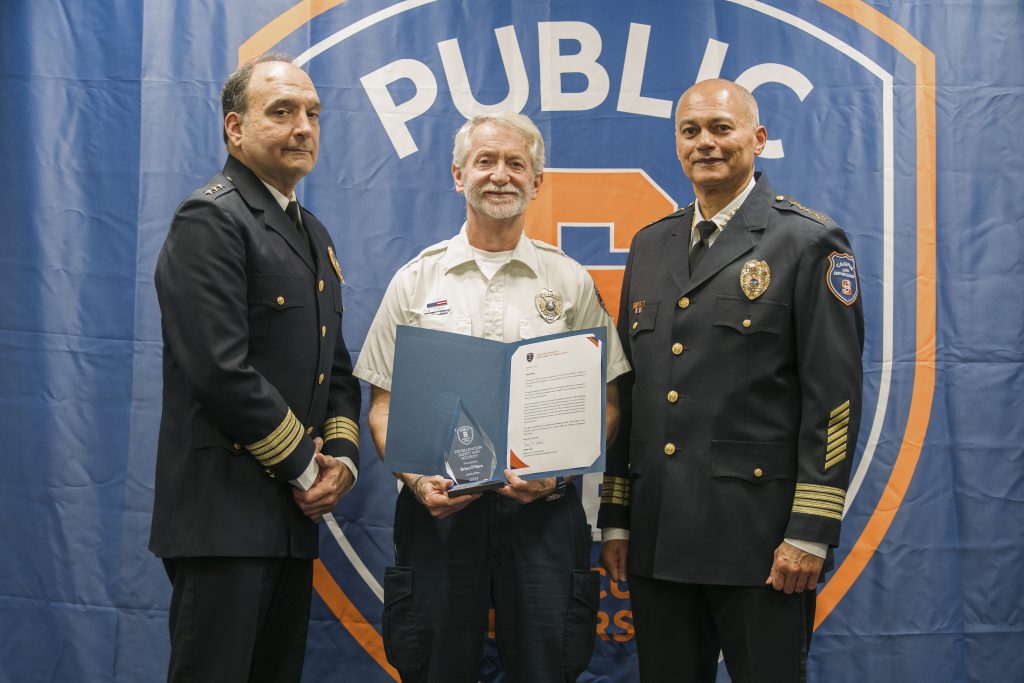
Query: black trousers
629 575 815 683
382 486 599 683
163 556 313 683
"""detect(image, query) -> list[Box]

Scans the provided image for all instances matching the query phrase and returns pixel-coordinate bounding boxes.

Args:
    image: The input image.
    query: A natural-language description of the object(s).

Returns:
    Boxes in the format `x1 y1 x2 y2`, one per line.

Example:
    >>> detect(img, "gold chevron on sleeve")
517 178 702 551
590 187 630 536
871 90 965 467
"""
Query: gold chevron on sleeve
600 475 631 506
824 400 851 470
246 409 304 467
829 400 851 419
792 483 846 521
323 416 359 447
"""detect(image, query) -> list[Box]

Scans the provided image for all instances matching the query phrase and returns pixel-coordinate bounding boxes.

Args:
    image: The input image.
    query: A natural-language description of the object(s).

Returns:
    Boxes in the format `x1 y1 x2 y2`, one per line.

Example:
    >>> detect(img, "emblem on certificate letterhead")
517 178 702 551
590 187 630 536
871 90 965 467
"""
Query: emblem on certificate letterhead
535 287 563 323
327 246 345 284
740 259 771 300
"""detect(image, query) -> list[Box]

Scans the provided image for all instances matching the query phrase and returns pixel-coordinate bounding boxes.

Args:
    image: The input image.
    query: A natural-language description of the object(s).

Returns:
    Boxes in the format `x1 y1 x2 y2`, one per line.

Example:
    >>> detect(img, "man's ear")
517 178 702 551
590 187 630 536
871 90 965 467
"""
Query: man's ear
452 163 465 193
753 124 768 156
225 112 244 148
529 171 543 200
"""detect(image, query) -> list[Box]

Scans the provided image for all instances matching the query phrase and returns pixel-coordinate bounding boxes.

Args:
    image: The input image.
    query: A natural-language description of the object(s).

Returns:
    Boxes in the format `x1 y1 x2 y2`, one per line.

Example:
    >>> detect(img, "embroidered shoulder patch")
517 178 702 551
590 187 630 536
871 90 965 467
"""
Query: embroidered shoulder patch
826 251 858 305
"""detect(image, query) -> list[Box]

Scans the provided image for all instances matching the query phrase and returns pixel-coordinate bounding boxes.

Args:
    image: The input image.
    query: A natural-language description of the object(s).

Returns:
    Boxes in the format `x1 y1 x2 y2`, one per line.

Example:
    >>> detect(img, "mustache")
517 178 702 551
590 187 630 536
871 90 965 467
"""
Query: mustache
477 183 523 197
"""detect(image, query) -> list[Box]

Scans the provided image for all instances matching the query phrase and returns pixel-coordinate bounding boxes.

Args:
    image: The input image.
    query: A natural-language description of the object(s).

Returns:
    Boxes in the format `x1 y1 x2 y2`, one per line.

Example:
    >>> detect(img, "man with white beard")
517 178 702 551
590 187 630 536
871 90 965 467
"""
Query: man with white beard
355 111 629 682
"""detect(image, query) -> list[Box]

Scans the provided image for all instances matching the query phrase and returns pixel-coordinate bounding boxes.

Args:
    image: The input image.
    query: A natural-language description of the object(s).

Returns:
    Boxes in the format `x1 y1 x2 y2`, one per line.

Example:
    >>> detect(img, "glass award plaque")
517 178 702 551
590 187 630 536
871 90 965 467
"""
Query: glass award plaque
444 400 505 496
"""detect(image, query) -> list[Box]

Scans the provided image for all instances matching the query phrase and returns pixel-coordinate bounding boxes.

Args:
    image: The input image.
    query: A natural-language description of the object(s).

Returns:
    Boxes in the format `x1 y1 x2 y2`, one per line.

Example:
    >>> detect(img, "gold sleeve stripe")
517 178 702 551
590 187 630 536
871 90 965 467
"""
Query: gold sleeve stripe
825 454 846 471
825 445 847 463
792 504 842 521
323 416 359 446
793 483 846 519
247 409 300 455
324 423 359 438
825 397 850 470
827 430 847 448
793 492 845 509
324 431 359 447
829 400 851 419
324 429 359 442
826 439 847 460
792 504 843 520
600 476 631 506
248 413 304 467
826 444 847 461
795 483 846 502
829 407 850 424
260 420 304 467
827 418 850 437
795 482 846 497
796 482 845 494
325 416 359 432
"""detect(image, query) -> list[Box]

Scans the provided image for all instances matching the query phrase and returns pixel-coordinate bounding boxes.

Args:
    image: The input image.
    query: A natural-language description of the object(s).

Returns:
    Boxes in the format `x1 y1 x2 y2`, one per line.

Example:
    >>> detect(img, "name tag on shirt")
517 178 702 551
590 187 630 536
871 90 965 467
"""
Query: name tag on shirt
424 299 450 316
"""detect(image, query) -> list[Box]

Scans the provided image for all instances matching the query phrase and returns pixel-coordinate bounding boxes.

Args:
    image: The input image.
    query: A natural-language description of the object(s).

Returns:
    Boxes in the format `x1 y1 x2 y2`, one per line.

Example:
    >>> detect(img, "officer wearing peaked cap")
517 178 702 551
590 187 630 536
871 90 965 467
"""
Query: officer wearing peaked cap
598 79 864 682
150 53 361 682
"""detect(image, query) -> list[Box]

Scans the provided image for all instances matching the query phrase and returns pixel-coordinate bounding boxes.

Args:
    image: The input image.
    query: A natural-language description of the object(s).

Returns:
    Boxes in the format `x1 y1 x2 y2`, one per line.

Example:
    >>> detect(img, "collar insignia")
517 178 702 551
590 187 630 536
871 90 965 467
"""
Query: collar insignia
328 246 344 284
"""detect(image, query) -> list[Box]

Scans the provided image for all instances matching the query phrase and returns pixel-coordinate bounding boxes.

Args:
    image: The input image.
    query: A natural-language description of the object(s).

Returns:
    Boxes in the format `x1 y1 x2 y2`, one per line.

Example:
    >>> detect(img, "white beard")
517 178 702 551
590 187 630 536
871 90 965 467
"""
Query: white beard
465 181 528 219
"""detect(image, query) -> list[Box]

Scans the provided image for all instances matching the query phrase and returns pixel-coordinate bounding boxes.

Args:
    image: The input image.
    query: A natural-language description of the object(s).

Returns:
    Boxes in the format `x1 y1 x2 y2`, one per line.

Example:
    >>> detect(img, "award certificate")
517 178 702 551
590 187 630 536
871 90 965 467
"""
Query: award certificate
506 333 604 476
384 326 607 486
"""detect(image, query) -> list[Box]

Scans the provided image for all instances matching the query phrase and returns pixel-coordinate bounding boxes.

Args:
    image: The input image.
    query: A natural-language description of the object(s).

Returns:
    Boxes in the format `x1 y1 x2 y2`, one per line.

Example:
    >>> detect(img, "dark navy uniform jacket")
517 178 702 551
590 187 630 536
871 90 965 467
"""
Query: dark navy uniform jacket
598 174 863 586
150 155 360 559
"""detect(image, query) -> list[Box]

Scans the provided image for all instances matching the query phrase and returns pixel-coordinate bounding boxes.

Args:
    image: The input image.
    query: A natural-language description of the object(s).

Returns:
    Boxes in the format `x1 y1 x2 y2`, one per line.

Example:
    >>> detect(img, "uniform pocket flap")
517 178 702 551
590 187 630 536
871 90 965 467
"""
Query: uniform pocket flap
571 569 600 611
192 415 241 454
248 273 305 310
383 565 415 607
382 565 423 670
714 295 788 335
627 300 659 336
710 440 795 484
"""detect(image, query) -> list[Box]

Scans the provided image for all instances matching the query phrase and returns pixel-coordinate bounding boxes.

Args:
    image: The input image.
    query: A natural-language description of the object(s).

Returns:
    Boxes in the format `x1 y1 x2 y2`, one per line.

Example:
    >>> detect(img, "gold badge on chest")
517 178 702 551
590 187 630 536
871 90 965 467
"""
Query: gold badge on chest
327 246 345 284
740 259 770 300
535 286 564 323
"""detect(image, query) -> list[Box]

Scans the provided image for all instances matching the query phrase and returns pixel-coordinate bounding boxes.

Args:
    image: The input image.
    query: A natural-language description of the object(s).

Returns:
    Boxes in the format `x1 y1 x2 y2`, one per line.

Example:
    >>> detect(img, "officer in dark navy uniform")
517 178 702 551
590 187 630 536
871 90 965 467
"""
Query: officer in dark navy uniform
598 79 864 682
149 53 361 682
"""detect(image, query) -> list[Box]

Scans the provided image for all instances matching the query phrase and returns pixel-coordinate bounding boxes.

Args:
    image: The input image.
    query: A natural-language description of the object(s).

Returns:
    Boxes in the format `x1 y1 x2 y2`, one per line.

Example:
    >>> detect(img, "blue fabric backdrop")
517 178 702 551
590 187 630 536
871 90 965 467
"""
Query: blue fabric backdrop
1 1 1022 681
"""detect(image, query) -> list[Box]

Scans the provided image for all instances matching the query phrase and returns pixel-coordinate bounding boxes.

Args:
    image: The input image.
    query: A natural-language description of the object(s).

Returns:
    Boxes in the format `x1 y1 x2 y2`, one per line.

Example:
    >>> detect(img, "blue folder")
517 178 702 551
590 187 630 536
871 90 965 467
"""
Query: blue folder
384 325 607 482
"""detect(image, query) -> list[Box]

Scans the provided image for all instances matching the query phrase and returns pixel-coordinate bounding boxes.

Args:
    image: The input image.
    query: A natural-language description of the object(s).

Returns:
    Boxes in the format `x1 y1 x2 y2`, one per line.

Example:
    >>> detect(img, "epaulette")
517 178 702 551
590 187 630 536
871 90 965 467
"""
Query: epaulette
401 240 449 269
530 238 565 255
773 194 832 225
200 175 236 200
642 201 692 231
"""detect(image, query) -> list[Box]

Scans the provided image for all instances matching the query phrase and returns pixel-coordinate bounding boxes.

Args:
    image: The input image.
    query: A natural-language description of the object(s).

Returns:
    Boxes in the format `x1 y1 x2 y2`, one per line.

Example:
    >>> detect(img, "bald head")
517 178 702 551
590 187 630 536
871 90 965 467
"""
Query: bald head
676 79 760 128
673 79 767 213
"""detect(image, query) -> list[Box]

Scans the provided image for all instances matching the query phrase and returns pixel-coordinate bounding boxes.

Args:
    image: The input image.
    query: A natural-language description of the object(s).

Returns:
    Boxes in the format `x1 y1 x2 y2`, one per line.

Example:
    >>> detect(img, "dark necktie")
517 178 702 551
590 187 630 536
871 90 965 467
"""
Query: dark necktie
688 219 718 273
285 200 313 258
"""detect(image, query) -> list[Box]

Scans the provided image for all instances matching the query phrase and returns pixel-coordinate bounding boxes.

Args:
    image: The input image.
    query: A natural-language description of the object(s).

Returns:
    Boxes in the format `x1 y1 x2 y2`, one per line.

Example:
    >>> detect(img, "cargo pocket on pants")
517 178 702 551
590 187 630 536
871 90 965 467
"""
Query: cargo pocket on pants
382 565 423 672
562 569 600 679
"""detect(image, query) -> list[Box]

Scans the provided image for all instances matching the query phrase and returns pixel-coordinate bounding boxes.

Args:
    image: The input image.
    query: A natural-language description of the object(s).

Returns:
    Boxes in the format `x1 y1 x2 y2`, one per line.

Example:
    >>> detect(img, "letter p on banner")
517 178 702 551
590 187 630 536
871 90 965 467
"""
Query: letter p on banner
524 169 676 323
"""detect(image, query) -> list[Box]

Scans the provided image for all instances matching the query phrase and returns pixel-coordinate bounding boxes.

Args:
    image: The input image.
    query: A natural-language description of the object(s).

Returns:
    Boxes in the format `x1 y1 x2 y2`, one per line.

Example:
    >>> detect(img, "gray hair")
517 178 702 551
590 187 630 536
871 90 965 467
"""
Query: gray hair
452 111 545 175
220 51 295 145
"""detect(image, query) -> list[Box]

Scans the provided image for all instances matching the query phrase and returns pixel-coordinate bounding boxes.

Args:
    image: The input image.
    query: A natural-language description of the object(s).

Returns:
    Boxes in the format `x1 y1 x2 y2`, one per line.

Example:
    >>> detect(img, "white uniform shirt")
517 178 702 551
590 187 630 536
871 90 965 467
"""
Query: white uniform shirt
355 224 630 389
